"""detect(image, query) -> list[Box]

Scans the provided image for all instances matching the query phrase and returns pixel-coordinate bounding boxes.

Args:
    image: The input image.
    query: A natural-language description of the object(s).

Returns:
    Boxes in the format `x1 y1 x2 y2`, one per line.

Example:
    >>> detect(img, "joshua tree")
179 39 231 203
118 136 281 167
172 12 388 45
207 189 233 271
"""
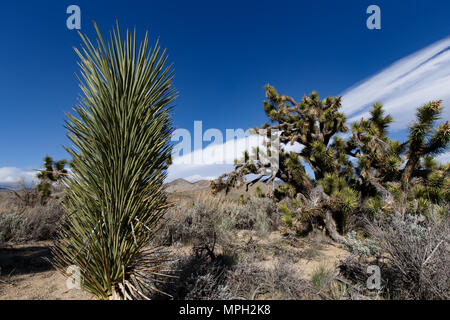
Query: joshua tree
211 85 354 241
401 101 449 193
345 103 404 202
211 85 449 241
52 22 176 299
348 101 449 208
211 85 351 193
411 157 449 213
36 155 68 204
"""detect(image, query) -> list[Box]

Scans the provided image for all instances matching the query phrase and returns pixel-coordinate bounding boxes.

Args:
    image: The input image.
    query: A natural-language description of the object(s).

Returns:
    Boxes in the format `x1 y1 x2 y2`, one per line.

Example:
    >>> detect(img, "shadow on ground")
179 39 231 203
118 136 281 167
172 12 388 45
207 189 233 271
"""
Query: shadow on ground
0 245 53 276
152 249 235 300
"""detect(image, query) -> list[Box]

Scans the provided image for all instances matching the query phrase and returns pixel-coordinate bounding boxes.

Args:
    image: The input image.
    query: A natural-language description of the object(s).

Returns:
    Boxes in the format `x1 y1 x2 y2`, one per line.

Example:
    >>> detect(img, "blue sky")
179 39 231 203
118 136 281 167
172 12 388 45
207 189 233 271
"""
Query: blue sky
0 0 449 186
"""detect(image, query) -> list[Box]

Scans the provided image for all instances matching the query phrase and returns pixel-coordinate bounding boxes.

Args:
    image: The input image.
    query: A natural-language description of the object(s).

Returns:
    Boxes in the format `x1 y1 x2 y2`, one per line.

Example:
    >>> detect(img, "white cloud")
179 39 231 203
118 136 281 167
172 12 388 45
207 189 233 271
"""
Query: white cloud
183 174 216 182
167 132 277 182
167 163 234 182
172 133 271 166
169 38 450 182
0 167 38 189
342 36 450 130
435 152 450 164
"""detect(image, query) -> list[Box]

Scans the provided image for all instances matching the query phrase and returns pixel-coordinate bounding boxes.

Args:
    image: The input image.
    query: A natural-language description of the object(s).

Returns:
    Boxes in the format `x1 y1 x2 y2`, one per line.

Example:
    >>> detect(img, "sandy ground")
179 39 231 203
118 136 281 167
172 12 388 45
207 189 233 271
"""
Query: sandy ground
0 241 93 300
0 269 93 300
0 234 348 300
235 230 349 280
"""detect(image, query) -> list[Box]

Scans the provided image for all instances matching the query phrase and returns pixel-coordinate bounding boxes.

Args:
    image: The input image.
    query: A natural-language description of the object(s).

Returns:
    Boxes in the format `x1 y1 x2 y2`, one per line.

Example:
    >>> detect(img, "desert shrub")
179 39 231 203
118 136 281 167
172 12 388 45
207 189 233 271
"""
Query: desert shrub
27 200 65 241
180 201 217 247
154 203 310 300
156 196 278 247
155 198 220 247
231 198 277 234
227 257 313 299
311 263 335 291
156 250 234 300
278 202 293 227
0 213 29 243
340 213 449 300
230 205 256 230
254 186 265 198
365 213 449 299
249 197 279 232
0 198 64 244
0 188 40 216
233 205 256 230
339 254 397 299
341 231 379 257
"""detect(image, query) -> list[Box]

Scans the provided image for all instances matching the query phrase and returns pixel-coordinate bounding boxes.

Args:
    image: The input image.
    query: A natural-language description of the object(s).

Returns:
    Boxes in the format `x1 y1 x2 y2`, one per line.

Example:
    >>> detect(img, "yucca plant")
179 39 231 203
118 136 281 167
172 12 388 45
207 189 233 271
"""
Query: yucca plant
52 22 176 299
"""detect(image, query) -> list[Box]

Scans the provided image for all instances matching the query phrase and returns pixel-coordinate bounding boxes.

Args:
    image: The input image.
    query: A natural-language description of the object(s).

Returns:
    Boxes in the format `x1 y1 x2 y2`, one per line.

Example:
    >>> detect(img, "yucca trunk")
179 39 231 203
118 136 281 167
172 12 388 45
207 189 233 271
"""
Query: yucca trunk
52 22 176 299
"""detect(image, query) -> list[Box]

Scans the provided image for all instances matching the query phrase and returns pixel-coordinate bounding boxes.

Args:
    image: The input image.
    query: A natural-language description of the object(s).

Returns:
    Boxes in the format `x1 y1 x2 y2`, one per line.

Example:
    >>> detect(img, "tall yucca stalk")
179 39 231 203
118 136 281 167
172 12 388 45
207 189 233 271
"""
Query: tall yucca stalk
52 22 176 300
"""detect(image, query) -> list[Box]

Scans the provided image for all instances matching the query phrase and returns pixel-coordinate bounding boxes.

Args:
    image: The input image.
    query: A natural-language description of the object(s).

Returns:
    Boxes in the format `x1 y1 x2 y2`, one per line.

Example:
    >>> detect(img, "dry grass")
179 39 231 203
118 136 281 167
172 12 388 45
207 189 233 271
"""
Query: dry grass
0 190 64 244
149 193 349 300
339 213 450 300
0 189 348 300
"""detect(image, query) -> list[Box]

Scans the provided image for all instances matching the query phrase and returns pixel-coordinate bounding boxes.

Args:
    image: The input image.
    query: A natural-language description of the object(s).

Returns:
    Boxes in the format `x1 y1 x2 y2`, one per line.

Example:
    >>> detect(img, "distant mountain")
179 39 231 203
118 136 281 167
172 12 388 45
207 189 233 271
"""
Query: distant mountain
163 177 286 202
164 178 210 193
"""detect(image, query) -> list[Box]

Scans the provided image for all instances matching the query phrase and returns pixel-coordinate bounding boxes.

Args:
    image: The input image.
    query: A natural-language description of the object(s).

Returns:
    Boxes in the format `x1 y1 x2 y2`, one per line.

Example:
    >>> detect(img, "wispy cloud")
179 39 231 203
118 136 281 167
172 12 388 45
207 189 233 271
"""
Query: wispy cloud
167 134 268 182
168 37 450 181
341 37 450 130
0 167 38 189
5 39 450 184
435 152 450 164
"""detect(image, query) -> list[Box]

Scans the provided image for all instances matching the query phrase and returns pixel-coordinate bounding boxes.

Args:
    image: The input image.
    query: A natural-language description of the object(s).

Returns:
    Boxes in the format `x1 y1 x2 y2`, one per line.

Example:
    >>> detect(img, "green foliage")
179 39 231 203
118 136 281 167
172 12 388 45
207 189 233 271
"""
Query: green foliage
36 181 51 203
311 264 334 291
333 187 358 214
213 86 449 240
401 101 449 192
254 186 265 198
278 202 293 227
408 101 446 155
52 22 176 300
238 194 248 205
317 173 347 195
348 103 403 197
274 183 297 200
35 155 68 204
413 163 450 204
36 155 68 182
364 197 383 218
317 173 358 233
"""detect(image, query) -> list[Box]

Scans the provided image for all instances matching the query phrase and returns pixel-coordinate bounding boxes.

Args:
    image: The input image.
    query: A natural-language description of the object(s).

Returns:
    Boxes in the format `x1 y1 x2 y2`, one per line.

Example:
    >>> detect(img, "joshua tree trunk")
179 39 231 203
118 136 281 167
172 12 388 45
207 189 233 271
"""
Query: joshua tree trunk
401 156 419 193
324 210 343 242
308 186 343 243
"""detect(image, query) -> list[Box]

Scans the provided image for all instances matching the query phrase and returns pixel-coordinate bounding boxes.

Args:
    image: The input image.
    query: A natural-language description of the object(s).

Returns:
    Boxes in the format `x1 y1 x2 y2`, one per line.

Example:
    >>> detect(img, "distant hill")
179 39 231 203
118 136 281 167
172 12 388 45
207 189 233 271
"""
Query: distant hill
164 178 211 193
164 177 282 202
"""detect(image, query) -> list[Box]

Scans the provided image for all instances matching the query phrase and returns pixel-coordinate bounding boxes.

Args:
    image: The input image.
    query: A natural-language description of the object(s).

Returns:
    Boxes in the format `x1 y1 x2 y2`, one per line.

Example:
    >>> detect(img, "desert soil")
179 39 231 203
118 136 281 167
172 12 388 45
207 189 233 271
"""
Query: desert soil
0 241 93 300
0 235 348 300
